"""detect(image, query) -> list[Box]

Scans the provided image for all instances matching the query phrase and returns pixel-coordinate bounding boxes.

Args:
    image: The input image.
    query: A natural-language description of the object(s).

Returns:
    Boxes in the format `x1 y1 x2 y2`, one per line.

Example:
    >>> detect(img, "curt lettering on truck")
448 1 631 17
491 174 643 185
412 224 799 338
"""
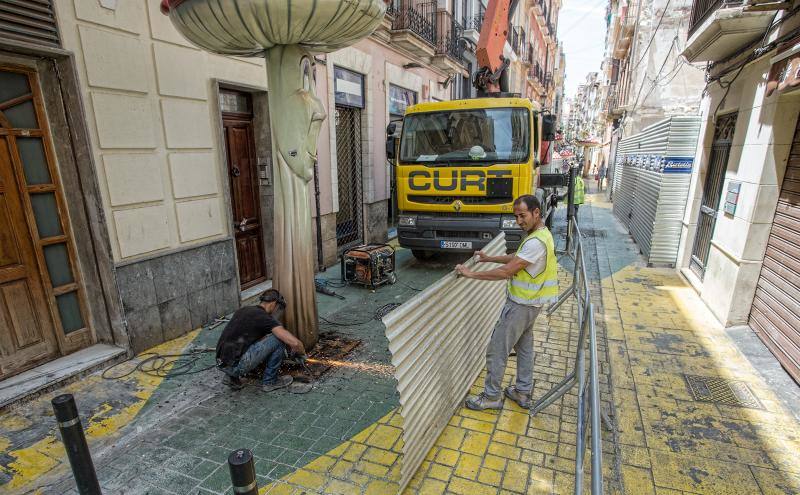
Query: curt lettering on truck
407 169 512 191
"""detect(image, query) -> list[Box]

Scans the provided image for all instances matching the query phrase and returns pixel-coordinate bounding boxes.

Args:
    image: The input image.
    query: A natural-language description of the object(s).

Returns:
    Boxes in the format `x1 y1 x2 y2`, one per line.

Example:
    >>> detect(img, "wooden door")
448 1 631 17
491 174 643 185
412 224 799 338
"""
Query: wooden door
0 137 59 377
748 115 800 384
223 112 266 289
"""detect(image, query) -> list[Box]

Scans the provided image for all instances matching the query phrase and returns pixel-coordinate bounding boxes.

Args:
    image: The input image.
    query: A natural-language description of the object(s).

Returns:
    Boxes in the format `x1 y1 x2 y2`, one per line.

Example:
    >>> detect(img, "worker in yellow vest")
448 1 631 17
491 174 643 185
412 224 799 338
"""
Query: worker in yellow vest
573 173 586 218
455 195 558 410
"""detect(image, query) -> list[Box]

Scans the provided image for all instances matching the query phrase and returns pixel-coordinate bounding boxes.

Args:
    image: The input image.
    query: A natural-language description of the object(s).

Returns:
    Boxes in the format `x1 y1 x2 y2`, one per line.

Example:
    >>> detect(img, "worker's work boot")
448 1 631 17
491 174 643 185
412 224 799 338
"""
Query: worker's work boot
223 374 244 391
262 375 293 393
465 392 503 411
504 385 532 409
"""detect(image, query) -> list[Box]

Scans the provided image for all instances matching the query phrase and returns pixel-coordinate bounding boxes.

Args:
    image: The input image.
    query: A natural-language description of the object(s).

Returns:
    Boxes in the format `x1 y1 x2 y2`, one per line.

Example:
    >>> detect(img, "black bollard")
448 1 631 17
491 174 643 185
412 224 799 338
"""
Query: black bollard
51 394 101 495
228 449 258 495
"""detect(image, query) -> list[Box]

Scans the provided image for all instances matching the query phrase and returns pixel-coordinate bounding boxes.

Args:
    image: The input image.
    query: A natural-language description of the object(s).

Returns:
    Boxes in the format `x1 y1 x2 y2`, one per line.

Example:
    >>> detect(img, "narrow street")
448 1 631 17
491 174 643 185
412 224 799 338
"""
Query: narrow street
3 194 798 494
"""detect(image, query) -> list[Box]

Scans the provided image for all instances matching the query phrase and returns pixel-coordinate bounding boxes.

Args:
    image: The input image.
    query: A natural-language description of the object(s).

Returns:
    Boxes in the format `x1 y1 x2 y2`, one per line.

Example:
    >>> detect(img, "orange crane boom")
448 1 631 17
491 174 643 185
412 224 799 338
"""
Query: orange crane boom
474 0 519 95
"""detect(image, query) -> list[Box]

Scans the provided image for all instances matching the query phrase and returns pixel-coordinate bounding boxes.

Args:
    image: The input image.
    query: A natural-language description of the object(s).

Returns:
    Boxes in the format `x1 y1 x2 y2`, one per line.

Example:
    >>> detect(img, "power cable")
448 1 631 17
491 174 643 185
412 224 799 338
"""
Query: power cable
319 302 405 326
630 0 671 73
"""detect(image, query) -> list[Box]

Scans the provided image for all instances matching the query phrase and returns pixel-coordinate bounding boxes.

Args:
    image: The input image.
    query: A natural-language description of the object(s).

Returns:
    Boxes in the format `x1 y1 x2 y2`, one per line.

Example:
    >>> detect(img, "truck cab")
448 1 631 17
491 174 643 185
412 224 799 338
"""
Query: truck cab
389 97 551 257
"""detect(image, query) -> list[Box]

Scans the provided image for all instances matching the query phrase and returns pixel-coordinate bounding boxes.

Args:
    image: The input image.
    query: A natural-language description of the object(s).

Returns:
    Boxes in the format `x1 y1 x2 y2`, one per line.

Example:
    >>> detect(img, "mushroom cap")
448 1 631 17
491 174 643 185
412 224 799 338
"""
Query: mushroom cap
161 0 387 55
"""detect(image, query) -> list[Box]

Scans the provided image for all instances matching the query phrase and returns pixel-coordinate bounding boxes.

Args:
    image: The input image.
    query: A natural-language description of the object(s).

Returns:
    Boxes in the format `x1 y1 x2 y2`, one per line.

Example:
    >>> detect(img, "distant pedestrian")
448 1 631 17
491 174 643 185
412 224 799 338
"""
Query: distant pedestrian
454 195 558 410
216 289 306 392
573 173 585 218
598 163 607 192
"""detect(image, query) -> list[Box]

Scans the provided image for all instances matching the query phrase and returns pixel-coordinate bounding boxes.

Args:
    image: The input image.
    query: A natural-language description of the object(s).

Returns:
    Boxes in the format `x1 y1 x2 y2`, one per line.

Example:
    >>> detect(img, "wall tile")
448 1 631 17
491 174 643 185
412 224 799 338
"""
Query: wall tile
175 197 224 242
92 92 158 149
154 42 208 99
113 205 171 258
161 99 214 149
168 152 218 199
79 26 149 93
104 153 164 206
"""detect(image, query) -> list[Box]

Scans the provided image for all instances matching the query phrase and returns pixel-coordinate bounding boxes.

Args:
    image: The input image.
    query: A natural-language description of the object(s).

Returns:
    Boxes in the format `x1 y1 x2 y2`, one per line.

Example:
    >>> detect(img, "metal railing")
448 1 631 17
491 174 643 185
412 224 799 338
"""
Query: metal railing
435 10 466 61
511 26 526 57
688 0 743 35
391 1 437 46
531 167 604 494
469 4 485 31
528 61 544 85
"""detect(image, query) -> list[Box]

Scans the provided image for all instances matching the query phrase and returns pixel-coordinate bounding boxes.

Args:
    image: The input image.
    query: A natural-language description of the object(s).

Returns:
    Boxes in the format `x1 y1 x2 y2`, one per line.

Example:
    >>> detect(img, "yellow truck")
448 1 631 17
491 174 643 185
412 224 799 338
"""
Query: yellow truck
386 97 554 258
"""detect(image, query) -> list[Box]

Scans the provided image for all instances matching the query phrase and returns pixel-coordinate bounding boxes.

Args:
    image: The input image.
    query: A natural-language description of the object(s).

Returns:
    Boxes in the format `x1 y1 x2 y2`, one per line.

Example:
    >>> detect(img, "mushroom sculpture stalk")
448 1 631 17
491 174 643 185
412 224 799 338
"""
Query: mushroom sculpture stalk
161 0 386 350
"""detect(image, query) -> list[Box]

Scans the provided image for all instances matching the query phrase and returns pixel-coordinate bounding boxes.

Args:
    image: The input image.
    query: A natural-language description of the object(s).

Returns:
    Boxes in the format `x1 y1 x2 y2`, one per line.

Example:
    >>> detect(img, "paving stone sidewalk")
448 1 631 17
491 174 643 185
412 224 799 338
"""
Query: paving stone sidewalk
2 192 799 495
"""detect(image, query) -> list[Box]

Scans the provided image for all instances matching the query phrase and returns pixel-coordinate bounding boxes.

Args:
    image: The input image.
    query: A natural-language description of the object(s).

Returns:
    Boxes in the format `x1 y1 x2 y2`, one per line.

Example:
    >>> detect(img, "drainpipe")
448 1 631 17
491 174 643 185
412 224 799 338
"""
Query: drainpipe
313 162 325 272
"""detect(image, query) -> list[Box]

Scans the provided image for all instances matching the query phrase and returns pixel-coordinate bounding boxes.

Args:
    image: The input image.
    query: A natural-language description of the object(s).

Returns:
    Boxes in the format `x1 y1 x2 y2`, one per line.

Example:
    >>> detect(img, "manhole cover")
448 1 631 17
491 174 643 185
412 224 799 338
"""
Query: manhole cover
684 375 763 409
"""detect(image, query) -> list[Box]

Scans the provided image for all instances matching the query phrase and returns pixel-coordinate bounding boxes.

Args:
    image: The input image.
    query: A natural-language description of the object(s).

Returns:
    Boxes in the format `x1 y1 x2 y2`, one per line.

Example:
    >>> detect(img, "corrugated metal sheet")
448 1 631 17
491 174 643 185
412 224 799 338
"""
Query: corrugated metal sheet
612 116 701 265
383 234 507 492
0 0 60 47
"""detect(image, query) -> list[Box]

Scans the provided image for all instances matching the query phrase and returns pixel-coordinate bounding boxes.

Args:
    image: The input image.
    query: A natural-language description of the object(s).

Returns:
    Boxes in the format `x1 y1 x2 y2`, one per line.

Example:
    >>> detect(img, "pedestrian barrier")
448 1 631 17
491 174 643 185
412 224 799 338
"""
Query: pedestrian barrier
533 213 604 494
51 394 101 495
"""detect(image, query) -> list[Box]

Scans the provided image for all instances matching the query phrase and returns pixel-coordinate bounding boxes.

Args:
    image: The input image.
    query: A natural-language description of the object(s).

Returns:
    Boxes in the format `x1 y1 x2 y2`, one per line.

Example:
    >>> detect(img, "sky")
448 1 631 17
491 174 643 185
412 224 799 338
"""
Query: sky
557 0 609 99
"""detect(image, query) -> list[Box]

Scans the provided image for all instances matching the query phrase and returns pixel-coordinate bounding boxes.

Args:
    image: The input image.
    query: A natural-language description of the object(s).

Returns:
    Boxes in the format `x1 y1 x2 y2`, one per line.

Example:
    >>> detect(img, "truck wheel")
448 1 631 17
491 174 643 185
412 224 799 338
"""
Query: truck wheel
412 249 433 260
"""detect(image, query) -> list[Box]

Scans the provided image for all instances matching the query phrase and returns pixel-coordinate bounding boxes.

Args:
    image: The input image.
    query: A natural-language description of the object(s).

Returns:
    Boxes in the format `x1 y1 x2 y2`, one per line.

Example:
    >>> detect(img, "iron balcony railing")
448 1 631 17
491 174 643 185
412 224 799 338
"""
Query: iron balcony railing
391 1 437 46
533 166 604 495
435 10 466 62
528 61 544 85
688 0 744 35
467 4 485 31
511 26 526 57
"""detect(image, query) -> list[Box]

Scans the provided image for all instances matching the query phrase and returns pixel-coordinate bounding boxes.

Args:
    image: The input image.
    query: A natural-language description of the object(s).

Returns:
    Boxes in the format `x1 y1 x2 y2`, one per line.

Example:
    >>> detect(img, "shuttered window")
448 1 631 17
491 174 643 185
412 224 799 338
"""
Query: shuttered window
748 117 800 384
0 0 60 48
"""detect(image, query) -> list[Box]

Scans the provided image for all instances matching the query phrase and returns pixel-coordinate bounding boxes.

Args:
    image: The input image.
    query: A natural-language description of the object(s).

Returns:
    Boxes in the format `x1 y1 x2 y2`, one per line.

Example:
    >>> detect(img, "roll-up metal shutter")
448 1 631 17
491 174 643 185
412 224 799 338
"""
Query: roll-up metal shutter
0 0 60 48
748 117 800 384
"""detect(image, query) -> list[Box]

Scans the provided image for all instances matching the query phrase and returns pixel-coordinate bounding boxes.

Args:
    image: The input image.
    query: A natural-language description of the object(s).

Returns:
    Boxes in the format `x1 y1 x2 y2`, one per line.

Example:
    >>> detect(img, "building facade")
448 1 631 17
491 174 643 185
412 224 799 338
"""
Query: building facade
0 0 473 383
504 0 561 113
678 0 800 381
597 0 705 194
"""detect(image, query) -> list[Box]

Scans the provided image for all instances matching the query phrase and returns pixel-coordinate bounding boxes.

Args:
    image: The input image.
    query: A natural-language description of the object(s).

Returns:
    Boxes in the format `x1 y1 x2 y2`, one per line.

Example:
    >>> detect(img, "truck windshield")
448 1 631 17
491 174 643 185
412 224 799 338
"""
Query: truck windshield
399 107 530 164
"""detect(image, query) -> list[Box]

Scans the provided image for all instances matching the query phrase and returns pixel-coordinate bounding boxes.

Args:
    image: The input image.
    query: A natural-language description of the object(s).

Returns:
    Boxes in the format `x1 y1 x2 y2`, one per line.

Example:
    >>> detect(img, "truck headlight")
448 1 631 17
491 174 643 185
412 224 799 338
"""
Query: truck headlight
501 217 519 229
399 215 417 227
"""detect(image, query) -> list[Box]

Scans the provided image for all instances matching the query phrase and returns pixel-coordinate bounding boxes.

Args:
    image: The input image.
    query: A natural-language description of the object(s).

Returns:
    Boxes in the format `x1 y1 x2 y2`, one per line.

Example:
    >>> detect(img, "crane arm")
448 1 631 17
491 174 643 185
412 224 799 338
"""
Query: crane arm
474 0 519 95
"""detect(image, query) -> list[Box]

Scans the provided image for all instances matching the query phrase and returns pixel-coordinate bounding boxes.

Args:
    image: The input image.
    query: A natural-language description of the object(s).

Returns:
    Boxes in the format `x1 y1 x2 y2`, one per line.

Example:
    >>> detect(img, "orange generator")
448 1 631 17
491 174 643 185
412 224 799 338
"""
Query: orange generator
341 244 397 289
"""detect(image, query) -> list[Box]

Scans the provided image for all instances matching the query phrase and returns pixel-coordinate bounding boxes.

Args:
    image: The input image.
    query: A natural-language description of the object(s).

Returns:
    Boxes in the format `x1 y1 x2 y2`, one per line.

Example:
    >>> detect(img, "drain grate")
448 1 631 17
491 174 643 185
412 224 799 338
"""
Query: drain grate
684 374 763 409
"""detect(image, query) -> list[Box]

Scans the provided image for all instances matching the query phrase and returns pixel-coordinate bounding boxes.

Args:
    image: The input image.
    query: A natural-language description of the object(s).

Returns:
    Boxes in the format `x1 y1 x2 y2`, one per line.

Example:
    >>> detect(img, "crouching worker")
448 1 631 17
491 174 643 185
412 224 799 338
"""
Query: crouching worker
216 289 306 392
454 194 557 410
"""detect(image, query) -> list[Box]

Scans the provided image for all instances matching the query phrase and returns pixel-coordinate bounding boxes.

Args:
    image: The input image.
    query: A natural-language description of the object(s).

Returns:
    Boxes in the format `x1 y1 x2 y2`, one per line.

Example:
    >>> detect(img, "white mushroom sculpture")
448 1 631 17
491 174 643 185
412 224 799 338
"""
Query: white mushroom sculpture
161 0 386 350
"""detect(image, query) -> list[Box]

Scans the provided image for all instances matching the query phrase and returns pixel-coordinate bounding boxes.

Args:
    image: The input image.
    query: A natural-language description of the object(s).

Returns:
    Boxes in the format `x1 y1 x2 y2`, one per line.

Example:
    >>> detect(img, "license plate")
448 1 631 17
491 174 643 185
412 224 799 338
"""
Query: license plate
440 241 472 249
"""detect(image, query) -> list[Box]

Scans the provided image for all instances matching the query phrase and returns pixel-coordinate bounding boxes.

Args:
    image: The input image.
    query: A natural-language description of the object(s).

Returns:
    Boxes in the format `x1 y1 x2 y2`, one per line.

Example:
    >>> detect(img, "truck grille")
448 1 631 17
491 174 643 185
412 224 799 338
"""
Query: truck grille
408 195 513 205
436 230 481 239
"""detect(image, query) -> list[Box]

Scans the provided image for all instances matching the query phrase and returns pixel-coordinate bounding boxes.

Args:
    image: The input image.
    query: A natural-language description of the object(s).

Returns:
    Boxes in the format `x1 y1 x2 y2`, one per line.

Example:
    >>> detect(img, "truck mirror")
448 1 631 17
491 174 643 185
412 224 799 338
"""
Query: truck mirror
386 137 397 160
541 114 556 141
386 122 396 135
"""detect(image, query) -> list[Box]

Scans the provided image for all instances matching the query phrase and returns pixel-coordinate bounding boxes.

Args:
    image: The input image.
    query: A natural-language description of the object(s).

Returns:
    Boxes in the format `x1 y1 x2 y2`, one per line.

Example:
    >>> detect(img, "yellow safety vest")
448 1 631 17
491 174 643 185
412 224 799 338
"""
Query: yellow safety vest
507 227 559 306
574 175 585 205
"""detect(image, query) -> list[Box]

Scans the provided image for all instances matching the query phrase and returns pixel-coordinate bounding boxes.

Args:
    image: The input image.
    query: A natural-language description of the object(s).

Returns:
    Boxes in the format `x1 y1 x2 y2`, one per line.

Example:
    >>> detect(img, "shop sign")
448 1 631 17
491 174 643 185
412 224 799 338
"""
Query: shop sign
334 66 365 108
663 157 693 174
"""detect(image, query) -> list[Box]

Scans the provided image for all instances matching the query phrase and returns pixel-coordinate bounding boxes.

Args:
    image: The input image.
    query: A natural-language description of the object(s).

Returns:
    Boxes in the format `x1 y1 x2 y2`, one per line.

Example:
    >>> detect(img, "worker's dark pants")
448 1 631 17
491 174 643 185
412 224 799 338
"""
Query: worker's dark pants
484 299 541 397
220 335 285 384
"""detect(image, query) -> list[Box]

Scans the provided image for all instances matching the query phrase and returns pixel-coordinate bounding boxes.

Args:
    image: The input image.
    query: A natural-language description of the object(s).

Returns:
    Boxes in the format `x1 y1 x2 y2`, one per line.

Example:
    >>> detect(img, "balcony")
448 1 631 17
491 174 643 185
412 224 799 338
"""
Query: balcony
390 1 437 57
682 0 776 62
432 10 467 71
603 85 624 117
463 4 485 45
528 61 546 92
511 26 527 61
